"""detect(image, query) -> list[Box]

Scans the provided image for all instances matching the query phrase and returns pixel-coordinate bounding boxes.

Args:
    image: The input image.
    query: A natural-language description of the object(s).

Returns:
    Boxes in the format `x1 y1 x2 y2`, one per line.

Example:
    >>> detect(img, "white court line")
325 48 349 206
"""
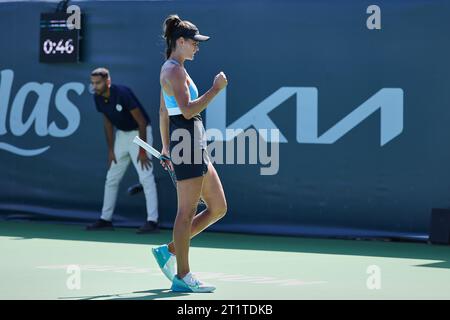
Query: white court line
36 264 327 287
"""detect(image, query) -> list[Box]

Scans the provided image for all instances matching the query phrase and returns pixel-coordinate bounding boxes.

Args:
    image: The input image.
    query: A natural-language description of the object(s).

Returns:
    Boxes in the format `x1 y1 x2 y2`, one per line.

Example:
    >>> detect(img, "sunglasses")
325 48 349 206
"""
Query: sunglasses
188 39 199 47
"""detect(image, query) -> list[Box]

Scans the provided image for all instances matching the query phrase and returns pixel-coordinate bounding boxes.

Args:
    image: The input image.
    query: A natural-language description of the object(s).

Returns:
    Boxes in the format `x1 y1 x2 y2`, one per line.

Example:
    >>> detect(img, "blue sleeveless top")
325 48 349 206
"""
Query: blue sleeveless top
162 59 199 116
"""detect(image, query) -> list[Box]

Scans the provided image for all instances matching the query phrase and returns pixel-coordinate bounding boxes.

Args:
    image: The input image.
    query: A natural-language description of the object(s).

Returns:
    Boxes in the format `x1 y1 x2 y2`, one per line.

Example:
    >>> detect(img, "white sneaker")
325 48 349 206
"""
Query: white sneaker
171 272 216 293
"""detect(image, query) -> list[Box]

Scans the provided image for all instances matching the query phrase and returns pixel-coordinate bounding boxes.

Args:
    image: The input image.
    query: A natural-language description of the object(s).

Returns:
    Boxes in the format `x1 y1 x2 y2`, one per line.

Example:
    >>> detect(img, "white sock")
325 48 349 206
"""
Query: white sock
182 272 195 285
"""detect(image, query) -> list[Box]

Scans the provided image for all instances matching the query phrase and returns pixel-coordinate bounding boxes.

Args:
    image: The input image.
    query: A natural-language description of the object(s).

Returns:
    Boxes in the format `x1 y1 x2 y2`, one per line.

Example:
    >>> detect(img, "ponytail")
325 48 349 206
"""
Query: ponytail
163 14 181 59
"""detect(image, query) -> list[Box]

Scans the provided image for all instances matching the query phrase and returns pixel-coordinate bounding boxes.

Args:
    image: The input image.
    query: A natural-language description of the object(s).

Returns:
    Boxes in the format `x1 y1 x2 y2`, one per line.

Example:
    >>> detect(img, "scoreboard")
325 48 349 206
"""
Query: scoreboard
39 12 81 63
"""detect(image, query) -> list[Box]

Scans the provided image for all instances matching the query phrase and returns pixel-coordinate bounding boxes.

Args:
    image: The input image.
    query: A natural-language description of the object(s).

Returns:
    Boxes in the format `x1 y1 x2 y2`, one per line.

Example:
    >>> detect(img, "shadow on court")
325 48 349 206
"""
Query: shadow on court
1 219 449 270
59 289 190 300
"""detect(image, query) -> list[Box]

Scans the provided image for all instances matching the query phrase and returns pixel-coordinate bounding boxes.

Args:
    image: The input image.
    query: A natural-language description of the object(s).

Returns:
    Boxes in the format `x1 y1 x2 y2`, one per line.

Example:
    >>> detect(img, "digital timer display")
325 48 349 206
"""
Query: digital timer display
39 12 81 63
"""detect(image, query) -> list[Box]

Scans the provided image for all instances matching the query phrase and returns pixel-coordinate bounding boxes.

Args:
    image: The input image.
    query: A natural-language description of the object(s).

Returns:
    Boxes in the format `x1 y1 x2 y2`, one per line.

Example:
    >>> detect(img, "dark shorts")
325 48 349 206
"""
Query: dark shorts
169 114 209 181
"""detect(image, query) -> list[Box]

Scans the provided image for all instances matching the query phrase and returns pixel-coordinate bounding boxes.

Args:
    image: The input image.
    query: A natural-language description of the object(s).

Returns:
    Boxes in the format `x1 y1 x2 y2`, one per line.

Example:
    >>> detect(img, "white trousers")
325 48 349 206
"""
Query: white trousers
101 125 159 222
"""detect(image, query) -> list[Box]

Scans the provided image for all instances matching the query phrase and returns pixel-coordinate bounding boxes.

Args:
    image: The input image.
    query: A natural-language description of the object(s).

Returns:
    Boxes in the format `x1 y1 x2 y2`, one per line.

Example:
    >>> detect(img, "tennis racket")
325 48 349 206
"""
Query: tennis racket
133 136 205 207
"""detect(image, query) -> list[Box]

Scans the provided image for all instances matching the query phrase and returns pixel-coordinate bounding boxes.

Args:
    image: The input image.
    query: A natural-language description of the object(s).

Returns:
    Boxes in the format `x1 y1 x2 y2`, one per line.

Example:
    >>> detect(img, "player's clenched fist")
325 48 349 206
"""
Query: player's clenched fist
213 71 228 91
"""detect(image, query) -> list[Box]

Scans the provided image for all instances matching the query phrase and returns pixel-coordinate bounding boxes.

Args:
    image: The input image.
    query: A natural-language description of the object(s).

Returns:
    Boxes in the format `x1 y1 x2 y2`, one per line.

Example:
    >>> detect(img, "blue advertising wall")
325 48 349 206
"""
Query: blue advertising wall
1 0 450 239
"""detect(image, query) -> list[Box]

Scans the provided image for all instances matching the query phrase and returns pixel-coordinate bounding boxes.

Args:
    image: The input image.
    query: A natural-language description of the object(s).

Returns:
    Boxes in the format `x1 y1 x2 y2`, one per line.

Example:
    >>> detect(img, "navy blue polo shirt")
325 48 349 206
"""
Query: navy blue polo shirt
94 84 150 131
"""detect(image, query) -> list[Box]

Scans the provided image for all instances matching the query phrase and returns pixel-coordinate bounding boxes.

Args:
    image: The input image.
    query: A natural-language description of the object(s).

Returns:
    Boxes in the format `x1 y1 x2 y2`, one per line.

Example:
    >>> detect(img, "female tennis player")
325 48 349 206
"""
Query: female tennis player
152 14 228 293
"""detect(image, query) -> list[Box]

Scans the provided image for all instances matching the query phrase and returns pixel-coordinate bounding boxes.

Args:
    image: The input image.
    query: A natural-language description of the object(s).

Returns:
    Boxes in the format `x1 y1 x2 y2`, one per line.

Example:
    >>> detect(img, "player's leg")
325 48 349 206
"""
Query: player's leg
170 175 216 292
167 156 227 254
192 162 227 234
173 175 204 278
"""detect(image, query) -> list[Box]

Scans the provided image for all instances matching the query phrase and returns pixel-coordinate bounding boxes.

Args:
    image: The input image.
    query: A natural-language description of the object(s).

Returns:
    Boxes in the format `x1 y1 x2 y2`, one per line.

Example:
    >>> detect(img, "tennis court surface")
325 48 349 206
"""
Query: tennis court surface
1 220 449 300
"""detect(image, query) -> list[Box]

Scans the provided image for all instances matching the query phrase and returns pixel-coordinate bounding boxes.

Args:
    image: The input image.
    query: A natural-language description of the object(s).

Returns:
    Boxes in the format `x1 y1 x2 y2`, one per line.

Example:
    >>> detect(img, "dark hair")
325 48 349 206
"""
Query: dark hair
91 67 110 79
162 14 198 59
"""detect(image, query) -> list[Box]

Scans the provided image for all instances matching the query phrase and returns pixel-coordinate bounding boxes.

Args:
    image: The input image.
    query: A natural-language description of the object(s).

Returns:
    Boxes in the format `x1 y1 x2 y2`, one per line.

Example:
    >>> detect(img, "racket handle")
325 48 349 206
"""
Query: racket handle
161 155 171 161
167 168 177 187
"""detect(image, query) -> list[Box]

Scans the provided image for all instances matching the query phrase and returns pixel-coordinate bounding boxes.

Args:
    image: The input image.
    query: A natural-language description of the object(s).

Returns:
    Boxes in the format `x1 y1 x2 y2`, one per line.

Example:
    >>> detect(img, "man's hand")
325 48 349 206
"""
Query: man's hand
108 150 117 168
137 149 152 171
